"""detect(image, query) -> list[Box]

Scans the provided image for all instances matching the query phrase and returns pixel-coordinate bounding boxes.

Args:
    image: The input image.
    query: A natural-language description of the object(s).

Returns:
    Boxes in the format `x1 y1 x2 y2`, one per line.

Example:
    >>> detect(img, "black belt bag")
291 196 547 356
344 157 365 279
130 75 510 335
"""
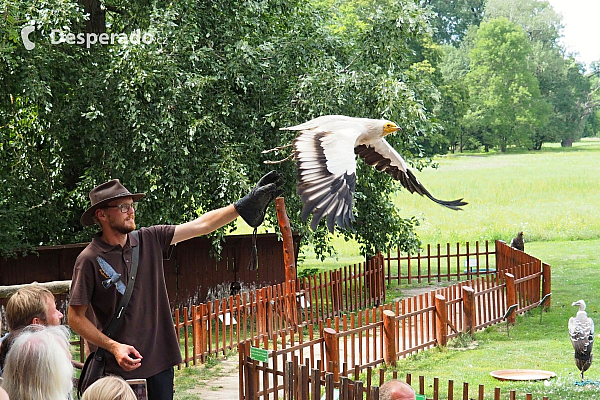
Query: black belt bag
78 230 140 396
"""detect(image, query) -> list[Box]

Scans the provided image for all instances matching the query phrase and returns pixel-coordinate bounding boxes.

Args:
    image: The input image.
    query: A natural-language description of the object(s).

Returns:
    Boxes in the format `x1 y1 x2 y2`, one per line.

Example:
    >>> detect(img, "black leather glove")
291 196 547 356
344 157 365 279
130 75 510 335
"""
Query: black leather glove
234 170 284 227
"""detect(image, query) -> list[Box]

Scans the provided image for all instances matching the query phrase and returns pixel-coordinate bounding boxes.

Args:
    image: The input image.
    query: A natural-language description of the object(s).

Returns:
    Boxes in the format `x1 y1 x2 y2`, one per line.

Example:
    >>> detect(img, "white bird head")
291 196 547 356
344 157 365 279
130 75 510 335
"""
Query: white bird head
382 121 401 136
572 300 586 311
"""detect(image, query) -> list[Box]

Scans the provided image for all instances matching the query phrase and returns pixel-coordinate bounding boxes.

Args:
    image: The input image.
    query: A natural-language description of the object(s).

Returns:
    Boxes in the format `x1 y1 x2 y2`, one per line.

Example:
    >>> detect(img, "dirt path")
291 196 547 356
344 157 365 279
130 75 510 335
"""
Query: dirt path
199 357 239 400
179 356 239 400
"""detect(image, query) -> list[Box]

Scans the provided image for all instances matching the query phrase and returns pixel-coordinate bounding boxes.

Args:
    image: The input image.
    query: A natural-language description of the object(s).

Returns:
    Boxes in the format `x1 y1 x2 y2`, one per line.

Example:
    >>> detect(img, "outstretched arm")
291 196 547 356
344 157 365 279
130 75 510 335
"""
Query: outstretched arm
170 171 284 245
171 205 239 245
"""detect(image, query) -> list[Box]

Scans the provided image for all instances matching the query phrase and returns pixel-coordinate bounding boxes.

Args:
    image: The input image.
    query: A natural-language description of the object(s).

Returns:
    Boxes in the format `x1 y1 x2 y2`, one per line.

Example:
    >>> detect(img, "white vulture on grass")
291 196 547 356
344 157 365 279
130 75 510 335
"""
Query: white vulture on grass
280 115 467 232
569 300 594 381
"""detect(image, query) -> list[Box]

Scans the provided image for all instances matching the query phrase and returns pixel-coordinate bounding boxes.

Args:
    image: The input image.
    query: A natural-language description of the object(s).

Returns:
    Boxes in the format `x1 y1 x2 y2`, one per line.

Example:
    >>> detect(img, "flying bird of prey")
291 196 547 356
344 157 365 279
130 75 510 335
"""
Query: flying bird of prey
280 115 467 232
569 300 594 381
510 231 525 251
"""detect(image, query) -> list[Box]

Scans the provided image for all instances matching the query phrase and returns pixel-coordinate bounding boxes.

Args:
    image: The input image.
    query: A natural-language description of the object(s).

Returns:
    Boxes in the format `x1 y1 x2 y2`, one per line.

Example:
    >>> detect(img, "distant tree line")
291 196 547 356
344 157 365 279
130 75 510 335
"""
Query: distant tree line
431 0 599 153
1 0 598 257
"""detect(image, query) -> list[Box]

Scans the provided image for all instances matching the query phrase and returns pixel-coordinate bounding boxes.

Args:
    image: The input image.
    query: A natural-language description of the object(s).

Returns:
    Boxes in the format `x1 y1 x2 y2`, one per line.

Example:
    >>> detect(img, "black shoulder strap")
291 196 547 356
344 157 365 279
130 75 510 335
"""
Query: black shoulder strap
103 230 140 338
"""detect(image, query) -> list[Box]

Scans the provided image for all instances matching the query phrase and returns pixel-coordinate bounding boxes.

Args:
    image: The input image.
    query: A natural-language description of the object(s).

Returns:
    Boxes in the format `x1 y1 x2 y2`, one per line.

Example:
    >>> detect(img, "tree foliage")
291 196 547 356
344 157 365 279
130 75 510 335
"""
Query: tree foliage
2 0 597 258
0 0 443 258
465 18 550 152
424 0 486 45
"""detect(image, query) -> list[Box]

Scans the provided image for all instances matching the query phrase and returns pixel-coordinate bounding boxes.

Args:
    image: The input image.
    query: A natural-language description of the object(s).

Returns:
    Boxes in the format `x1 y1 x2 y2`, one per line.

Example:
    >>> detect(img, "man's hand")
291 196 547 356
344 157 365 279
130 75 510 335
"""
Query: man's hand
234 170 284 227
110 342 143 371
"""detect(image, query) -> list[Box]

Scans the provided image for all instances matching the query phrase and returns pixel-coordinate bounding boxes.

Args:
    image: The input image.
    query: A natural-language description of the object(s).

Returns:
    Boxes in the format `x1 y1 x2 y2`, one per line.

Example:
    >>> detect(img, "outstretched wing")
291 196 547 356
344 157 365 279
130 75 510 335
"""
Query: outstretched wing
355 138 468 210
286 117 364 232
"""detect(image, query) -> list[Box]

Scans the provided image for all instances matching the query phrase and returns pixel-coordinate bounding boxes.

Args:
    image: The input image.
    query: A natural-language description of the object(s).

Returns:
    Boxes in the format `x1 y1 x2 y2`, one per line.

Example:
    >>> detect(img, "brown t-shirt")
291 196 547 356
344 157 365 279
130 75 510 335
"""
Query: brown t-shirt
69 226 182 379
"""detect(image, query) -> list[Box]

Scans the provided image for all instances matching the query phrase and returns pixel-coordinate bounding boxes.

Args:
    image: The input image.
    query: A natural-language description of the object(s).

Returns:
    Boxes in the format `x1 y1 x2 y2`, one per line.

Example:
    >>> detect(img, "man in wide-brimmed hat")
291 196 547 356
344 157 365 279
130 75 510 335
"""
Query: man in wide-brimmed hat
69 172 283 400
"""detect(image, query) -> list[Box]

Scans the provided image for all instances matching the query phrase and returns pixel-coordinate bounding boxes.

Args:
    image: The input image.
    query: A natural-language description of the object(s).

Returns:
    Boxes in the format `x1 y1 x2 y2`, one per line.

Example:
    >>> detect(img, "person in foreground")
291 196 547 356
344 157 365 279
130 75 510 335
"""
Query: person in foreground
0 318 10 400
81 376 136 400
379 379 416 400
0 285 67 374
68 172 283 400
1 325 74 400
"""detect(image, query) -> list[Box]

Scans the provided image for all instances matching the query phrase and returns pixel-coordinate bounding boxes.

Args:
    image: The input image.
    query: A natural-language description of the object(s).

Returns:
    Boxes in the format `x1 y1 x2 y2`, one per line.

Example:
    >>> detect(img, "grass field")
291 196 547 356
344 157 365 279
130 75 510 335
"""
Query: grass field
392 138 600 245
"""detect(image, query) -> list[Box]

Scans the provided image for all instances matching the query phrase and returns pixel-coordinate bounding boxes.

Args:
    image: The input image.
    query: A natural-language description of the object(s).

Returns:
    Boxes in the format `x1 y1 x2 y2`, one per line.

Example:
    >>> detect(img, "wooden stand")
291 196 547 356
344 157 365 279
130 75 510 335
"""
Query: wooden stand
275 197 298 327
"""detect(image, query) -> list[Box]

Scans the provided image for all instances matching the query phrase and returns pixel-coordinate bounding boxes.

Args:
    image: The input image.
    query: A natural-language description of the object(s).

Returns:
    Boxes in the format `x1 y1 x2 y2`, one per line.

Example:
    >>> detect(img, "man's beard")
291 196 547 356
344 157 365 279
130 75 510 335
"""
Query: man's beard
108 215 136 234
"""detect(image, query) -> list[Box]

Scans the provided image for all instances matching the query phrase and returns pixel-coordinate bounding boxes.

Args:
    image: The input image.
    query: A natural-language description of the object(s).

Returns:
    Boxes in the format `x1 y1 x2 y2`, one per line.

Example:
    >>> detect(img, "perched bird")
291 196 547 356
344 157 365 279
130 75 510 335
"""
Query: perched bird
230 281 242 297
510 231 525 251
569 300 594 381
281 115 467 232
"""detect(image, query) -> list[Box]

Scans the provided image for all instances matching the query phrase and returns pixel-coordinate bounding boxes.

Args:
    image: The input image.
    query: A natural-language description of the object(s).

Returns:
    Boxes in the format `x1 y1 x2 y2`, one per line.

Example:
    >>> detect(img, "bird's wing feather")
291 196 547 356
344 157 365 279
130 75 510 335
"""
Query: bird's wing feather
290 120 365 232
355 138 468 210
569 315 595 356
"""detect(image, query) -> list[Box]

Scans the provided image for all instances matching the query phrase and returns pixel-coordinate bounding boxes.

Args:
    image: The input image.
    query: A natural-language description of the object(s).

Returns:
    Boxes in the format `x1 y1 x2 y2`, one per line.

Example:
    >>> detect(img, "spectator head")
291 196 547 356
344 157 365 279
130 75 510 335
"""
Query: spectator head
1 325 74 400
81 376 137 400
379 380 416 400
0 327 24 372
6 285 63 330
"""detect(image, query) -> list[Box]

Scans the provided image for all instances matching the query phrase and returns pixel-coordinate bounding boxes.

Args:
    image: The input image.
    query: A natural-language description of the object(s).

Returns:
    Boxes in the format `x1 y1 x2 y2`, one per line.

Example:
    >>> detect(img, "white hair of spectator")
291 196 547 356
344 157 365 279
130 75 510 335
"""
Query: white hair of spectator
1 324 74 400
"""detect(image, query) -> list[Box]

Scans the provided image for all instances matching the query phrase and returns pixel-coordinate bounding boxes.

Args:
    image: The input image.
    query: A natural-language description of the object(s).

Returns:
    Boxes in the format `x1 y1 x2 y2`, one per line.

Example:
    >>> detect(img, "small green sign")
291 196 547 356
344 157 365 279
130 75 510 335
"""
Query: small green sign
249 347 269 363
415 395 426 400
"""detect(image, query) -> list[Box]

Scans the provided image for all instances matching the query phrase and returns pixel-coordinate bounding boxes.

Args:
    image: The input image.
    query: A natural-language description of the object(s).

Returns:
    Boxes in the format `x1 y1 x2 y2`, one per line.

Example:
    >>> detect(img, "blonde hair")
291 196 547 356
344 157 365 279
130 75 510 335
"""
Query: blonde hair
81 376 137 400
1 325 73 400
6 285 55 331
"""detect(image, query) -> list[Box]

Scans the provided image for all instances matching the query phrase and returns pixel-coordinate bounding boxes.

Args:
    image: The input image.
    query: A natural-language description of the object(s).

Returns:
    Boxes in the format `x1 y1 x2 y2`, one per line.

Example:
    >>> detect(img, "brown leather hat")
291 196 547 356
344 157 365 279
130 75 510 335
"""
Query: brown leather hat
80 179 146 226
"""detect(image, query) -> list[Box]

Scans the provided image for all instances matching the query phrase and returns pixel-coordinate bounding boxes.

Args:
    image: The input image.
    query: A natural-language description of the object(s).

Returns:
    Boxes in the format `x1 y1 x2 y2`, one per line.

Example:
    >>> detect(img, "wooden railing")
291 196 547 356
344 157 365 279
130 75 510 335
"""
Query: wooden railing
238 259 551 399
296 255 385 325
175 240 549 371
174 256 385 367
384 240 497 284
241 354 551 400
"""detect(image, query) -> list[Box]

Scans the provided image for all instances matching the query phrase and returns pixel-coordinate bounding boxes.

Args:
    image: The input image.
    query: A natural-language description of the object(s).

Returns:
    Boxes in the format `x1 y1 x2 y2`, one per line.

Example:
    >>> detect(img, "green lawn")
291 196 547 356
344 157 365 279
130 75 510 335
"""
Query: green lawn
391 138 600 246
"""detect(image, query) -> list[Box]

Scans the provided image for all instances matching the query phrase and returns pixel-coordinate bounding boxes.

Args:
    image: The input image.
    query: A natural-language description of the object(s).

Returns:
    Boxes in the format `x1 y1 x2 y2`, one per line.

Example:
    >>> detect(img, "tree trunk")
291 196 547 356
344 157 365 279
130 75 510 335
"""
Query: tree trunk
561 138 573 147
80 0 106 34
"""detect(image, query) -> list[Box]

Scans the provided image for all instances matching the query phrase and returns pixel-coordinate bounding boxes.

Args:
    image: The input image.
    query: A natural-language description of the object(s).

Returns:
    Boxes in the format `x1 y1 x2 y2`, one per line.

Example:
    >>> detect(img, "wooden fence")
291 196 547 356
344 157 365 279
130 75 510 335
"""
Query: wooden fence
383 240 534 284
384 240 496 284
0 233 300 310
241 353 551 400
174 256 385 366
238 260 551 399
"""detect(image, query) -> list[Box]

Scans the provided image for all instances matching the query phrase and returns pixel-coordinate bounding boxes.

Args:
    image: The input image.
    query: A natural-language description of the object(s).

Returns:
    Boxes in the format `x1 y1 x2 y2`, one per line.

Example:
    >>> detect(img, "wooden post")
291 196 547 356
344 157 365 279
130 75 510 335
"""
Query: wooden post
434 294 448 347
323 327 340 382
276 197 298 327
462 286 476 336
505 273 517 324
542 263 551 309
276 197 297 284
195 305 206 363
244 349 257 400
238 343 244 400
495 240 506 272
383 310 397 366
284 360 294 400
258 288 267 337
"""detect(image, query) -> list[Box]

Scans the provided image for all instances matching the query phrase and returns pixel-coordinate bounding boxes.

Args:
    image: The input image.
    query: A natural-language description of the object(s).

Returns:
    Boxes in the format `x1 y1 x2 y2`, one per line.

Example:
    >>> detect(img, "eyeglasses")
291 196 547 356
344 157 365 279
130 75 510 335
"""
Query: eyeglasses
104 203 137 213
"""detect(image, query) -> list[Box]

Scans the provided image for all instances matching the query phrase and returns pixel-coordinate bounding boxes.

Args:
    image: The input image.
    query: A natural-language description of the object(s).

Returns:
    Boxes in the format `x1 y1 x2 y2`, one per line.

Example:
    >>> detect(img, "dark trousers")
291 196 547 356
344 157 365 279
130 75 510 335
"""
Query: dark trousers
147 367 174 400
